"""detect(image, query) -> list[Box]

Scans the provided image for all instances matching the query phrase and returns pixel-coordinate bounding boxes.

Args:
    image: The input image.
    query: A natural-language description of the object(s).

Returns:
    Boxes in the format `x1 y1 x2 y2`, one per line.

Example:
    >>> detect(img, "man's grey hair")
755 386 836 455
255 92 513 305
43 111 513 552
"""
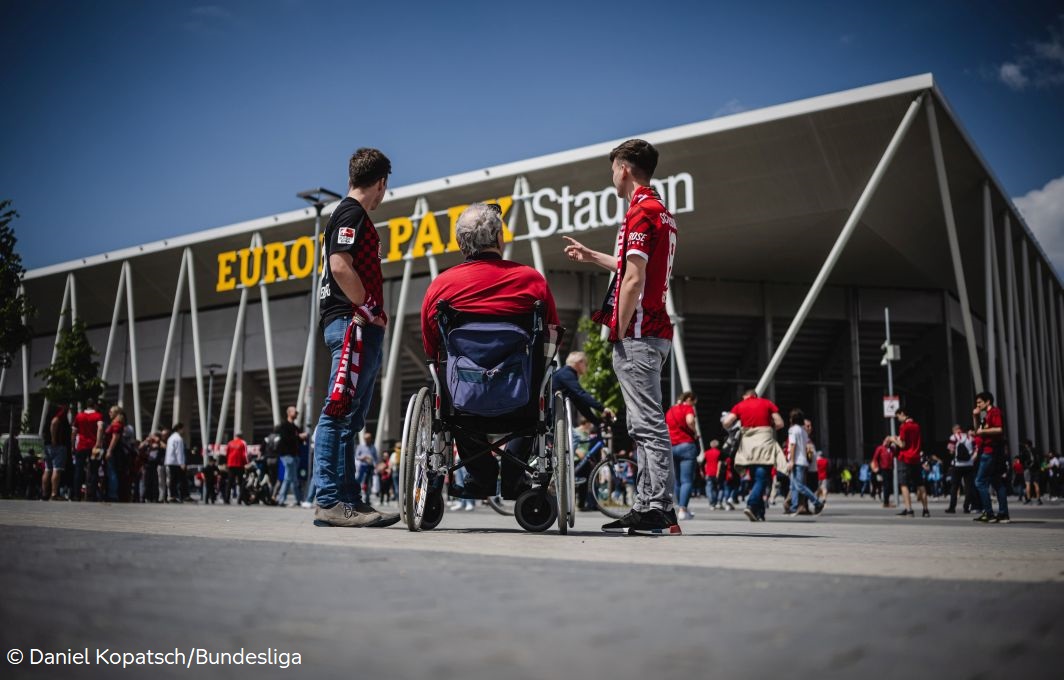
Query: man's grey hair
566 351 587 368
455 203 503 256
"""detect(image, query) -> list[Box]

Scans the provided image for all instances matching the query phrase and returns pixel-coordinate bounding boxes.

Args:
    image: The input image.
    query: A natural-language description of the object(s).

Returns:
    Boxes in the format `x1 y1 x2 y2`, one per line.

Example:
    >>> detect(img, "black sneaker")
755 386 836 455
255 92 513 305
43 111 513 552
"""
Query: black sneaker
813 501 825 516
629 508 683 535
897 509 913 517
602 510 641 533
993 514 1011 524
944 508 956 514
921 509 930 518
973 512 993 523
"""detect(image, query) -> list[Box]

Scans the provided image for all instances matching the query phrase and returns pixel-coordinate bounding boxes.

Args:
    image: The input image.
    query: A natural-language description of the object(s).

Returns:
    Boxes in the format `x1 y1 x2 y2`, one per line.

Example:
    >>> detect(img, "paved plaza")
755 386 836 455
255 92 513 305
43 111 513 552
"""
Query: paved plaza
1 496 1062 679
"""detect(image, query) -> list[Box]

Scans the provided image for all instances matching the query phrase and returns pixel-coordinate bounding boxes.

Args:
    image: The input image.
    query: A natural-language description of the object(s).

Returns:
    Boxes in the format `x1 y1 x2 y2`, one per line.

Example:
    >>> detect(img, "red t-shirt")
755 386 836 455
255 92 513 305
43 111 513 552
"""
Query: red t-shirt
816 457 829 481
666 403 696 445
873 445 893 470
703 447 721 477
421 255 559 359
604 186 676 341
973 406 1004 455
898 418 922 465
729 396 779 429
73 410 103 451
226 438 248 469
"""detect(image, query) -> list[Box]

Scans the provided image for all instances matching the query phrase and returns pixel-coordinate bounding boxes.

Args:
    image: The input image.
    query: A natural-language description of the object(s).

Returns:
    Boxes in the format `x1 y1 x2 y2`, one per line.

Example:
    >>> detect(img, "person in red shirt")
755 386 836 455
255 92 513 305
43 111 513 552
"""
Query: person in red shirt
665 392 699 520
72 399 105 502
871 437 894 508
816 452 830 501
421 202 560 502
703 441 722 509
972 391 1010 523
722 389 786 521
224 432 248 504
890 407 929 517
563 139 680 535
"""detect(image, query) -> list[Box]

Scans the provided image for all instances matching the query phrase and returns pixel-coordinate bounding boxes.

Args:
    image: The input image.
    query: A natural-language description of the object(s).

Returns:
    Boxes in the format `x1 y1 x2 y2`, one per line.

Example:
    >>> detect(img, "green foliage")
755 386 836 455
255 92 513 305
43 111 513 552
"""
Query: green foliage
577 317 623 413
0 200 34 368
35 320 105 407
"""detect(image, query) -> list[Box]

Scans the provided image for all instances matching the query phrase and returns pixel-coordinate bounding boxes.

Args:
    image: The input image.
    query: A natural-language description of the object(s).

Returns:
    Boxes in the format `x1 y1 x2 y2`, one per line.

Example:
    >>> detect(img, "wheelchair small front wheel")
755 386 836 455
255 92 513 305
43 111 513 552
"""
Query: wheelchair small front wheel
420 489 445 530
514 488 558 533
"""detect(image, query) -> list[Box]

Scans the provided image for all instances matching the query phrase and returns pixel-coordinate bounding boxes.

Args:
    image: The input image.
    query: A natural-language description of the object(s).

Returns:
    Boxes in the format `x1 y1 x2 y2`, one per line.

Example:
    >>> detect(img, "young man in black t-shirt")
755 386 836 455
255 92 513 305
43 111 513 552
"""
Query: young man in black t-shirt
311 148 399 528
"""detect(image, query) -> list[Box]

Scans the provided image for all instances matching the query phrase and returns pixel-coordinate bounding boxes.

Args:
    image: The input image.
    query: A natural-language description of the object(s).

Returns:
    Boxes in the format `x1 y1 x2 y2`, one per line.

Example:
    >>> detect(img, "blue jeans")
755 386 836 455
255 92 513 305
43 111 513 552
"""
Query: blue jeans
313 319 385 508
745 465 771 519
975 453 1009 516
276 455 302 504
672 442 698 508
704 477 719 506
105 455 121 501
789 464 819 512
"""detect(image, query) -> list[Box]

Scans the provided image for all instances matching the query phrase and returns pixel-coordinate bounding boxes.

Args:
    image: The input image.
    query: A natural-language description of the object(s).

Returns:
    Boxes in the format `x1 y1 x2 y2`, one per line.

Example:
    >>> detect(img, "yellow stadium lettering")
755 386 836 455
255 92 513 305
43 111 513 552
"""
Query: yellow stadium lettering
289 237 314 279
216 251 237 292
387 217 414 262
262 242 289 283
239 247 263 287
412 211 445 258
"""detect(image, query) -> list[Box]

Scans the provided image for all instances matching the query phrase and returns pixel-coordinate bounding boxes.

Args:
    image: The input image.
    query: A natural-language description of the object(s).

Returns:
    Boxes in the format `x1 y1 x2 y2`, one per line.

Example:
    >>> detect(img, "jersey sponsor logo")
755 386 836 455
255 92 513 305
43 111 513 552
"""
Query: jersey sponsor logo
627 232 648 245
337 227 355 245
318 283 330 300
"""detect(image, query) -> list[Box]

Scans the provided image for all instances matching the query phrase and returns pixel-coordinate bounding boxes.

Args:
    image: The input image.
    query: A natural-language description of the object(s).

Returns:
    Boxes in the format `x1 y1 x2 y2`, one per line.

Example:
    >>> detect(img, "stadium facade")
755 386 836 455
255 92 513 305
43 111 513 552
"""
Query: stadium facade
4 74 1063 461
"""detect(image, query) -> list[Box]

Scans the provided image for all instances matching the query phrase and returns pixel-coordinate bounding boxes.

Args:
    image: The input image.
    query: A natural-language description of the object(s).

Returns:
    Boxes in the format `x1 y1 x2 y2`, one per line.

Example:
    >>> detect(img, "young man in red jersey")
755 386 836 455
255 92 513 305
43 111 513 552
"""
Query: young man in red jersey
564 139 680 535
972 391 1010 523
889 407 930 517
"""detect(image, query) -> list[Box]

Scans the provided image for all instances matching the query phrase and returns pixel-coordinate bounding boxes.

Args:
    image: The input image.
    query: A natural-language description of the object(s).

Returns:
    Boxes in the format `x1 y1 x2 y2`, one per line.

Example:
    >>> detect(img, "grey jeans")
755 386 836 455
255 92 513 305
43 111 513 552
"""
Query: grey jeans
612 336 675 512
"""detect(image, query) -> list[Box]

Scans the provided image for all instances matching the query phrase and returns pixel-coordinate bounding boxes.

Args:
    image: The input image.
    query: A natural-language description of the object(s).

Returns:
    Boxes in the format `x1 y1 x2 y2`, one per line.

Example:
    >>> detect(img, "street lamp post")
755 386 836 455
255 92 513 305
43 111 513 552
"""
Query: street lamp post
881 308 901 503
204 362 222 460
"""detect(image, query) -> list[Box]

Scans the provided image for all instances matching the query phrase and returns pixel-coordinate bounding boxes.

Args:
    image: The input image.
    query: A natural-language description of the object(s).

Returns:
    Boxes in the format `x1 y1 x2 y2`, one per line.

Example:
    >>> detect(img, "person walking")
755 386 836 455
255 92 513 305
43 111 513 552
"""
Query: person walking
140 432 164 503
71 399 104 501
972 392 1010 523
946 425 979 513
784 408 824 516
1019 439 1042 506
871 437 894 507
311 147 399 528
165 423 186 503
721 389 785 522
703 440 722 510
224 432 248 504
890 408 930 517
563 139 680 535
42 405 70 501
667 391 700 521
354 431 377 501
274 406 306 507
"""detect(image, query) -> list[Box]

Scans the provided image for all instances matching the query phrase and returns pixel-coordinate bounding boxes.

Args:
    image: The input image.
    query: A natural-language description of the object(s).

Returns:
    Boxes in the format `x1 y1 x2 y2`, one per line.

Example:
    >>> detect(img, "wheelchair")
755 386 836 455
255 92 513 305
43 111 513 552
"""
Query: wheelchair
398 300 576 534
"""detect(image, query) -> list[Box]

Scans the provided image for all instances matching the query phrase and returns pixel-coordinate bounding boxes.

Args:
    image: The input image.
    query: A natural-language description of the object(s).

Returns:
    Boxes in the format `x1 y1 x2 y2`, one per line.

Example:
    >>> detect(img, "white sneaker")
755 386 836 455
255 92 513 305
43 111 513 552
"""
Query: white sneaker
726 501 736 511
464 503 475 512
449 501 463 511
677 509 694 521
300 501 313 509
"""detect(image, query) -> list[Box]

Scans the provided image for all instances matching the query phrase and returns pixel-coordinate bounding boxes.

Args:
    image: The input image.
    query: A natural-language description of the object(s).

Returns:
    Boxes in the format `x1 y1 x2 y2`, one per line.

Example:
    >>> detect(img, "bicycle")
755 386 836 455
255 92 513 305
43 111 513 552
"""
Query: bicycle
581 417 638 519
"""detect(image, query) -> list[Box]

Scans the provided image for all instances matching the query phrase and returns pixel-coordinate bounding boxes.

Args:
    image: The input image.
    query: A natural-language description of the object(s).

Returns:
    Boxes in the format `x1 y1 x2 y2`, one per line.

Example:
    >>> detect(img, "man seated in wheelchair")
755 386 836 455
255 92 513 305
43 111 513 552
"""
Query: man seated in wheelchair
421 202 561 501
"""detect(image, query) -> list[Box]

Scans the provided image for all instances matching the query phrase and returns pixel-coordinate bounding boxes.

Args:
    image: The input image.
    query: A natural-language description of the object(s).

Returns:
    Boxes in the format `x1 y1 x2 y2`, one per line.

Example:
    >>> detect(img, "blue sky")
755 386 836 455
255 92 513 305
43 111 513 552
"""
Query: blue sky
2 0 1063 272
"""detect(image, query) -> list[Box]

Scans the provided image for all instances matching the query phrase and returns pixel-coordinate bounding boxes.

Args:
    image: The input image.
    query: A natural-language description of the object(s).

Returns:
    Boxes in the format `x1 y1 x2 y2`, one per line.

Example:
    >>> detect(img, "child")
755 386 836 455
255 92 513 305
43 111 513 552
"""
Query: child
203 455 220 504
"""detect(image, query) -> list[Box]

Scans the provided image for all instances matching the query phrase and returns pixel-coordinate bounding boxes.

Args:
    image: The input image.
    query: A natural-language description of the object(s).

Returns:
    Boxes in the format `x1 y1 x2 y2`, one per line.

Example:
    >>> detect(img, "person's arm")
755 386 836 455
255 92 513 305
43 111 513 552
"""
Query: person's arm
721 412 738 430
772 413 785 431
105 426 117 460
562 236 616 271
50 417 60 446
616 254 646 338
684 411 697 434
329 252 366 306
95 420 105 450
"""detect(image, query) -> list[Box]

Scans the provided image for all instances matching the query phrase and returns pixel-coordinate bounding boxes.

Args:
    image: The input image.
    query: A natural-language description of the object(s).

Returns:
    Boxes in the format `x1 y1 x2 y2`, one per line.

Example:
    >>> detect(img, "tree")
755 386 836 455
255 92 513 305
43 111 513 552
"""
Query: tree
576 317 623 413
35 320 105 407
0 200 34 368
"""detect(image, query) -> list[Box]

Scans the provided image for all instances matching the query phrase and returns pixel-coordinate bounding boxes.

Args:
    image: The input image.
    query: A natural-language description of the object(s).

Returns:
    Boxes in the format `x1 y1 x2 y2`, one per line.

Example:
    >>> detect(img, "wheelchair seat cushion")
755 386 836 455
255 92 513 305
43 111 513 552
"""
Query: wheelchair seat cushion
445 321 533 417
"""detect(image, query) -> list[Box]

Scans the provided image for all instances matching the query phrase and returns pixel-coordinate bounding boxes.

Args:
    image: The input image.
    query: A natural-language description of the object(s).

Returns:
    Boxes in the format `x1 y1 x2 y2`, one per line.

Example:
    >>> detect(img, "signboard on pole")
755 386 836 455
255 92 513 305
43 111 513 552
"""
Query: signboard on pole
883 396 900 418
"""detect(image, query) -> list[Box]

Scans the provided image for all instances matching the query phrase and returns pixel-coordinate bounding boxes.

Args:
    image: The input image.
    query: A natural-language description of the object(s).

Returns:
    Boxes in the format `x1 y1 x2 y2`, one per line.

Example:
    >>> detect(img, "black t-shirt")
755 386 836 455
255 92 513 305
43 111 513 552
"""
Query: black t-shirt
318 196 385 329
275 420 301 457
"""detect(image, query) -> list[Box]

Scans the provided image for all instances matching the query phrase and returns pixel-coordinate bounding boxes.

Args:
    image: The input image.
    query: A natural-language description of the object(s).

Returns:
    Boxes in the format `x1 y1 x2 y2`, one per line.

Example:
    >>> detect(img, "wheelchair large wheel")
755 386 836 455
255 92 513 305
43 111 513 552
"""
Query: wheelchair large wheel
552 394 575 534
403 386 436 531
591 457 637 519
397 392 419 526
515 488 558 533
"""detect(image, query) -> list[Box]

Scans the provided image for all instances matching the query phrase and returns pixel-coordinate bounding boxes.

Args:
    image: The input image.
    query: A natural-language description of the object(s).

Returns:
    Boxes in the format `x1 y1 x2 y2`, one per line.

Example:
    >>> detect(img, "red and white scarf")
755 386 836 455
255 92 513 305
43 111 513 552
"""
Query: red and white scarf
324 301 379 417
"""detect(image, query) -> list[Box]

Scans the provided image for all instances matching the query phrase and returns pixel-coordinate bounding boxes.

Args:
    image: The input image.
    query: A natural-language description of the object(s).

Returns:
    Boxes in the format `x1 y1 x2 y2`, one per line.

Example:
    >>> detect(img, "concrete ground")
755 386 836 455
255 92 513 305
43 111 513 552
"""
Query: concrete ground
1 495 1062 680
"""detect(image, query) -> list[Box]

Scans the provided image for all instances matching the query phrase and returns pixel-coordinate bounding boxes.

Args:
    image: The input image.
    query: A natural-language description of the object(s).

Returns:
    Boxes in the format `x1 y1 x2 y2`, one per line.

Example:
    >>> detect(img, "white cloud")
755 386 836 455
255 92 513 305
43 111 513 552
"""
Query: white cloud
713 99 746 117
995 15 1064 90
1014 175 1064 279
999 62 1029 90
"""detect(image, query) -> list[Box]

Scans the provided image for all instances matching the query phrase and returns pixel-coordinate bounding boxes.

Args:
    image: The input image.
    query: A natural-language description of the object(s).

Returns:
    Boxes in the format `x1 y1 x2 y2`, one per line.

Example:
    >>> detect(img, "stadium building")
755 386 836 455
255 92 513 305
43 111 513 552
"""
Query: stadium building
4 74 1063 461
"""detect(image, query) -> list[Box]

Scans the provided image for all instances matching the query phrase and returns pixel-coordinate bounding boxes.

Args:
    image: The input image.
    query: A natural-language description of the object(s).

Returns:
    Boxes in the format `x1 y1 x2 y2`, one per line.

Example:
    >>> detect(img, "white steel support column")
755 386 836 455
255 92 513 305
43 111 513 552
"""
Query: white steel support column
1035 263 1051 453
927 98 984 393
172 315 184 428
184 248 209 453
122 262 143 439
151 250 188 434
1002 215 1020 443
1045 278 1061 457
19 285 29 415
990 227 1019 460
255 234 282 427
517 177 546 277
295 329 314 429
1055 293 1064 455
69 273 78 322
1005 217 1034 438
234 332 245 437
983 183 995 396
502 178 524 262
756 93 925 396
214 272 250 445
665 287 692 393
375 234 416 452
39 273 73 437
101 265 127 384
1021 241 1037 439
